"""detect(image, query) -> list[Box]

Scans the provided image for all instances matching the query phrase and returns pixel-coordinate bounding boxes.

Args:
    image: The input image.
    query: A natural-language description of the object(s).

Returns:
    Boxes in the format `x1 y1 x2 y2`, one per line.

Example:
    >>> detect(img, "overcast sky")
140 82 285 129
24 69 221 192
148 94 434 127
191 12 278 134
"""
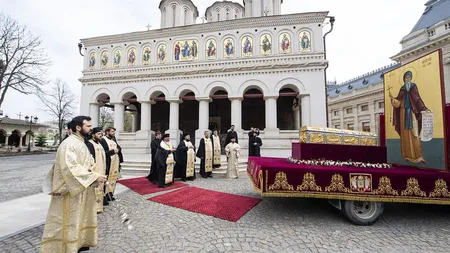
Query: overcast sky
0 0 426 122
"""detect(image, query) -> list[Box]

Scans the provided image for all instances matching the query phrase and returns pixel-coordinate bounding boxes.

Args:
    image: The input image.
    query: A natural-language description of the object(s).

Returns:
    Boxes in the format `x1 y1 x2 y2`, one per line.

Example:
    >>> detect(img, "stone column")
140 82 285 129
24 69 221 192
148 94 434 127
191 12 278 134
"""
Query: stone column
301 95 311 126
113 103 125 132
264 96 279 136
166 97 182 146
18 134 24 150
293 106 300 130
369 102 376 132
131 112 138 132
339 107 344 129
89 103 100 127
4 134 10 147
195 97 211 147
230 97 243 131
353 105 358 130
139 101 153 131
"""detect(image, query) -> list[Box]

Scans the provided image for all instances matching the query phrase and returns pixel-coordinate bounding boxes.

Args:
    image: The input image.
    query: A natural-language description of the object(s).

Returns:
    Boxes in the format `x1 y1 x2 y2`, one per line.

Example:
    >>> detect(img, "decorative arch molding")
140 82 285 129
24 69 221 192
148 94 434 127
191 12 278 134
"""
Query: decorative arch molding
274 78 306 94
204 81 233 96
174 83 201 97
0 129 7 135
238 79 269 96
117 87 141 102
145 85 171 100
91 88 114 103
11 129 22 136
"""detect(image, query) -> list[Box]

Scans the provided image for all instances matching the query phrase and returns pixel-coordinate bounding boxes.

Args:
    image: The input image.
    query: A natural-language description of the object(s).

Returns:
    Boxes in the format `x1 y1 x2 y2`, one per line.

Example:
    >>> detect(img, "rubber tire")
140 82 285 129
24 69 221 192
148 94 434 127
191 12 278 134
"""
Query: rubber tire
341 200 384 226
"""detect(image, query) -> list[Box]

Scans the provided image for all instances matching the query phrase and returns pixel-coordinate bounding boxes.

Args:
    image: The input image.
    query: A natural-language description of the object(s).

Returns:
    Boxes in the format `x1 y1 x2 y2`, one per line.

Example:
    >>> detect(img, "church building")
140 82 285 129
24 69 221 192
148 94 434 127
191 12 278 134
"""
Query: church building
79 0 332 158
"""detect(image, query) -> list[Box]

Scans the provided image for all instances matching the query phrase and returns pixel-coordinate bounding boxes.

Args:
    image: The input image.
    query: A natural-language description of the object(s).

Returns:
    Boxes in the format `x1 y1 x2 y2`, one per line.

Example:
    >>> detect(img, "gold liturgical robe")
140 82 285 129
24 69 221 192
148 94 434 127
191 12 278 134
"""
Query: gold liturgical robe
160 141 175 184
213 135 221 166
102 136 120 194
41 134 101 253
225 142 240 179
89 139 106 213
204 138 213 173
185 141 195 178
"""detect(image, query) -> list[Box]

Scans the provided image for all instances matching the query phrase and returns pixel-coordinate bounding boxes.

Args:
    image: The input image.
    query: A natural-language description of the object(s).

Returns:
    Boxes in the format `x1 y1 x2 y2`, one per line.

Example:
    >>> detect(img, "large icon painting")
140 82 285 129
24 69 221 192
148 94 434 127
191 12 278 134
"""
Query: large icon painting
279 33 292 54
383 50 447 171
206 39 217 60
100 50 108 68
157 44 167 63
113 48 122 67
242 36 253 57
142 46 151 65
260 34 272 56
223 37 235 58
174 40 199 61
127 48 136 66
89 52 96 69
299 31 311 53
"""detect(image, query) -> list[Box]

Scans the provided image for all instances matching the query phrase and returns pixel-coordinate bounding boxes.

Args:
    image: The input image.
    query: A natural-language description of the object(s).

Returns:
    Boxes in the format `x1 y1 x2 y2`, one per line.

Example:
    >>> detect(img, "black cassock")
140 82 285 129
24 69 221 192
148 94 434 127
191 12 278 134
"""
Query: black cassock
174 140 196 180
225 130 238 146
196 137 214 178
248 130 255 156
252 136 262 157
155 146 174 187
147 138 161 183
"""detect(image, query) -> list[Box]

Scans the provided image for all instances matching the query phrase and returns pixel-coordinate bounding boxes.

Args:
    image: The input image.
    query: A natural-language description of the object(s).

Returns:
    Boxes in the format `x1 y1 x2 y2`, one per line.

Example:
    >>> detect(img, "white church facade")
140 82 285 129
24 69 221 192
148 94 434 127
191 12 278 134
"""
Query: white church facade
79 0 331 159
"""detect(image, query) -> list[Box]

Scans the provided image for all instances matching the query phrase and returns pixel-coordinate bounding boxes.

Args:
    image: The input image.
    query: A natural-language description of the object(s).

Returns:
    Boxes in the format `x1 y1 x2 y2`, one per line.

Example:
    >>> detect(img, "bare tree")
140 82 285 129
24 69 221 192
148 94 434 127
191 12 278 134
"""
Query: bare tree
37 79 76 144
99 106 114 128
0 13 50 109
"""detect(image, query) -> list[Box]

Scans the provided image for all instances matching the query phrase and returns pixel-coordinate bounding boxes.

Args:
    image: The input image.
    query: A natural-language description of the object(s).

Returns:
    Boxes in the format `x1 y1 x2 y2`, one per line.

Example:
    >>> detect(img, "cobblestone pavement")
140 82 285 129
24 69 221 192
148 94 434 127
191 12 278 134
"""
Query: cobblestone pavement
0 154 55 203
1 172 450 253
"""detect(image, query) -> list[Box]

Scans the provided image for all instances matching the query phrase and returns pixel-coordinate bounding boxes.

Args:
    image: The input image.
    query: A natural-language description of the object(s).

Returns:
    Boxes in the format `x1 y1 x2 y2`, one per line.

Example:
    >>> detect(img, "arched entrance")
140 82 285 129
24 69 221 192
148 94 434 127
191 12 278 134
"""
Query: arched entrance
9 130 21 147
0 129 6 146
122 92 140 133
210 90 231 134
277 87 300 130
96 93 114 129
151 93 169 133
179 91 199 141
24 130 34 148
242 88 265 130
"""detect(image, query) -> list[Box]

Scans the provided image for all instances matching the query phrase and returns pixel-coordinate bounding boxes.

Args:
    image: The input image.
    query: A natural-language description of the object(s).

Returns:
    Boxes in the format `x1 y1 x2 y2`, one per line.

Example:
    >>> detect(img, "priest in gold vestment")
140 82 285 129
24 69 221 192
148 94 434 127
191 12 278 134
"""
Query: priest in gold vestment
155 133 176 188
174 133 196 181
212 130 221 169
197 130 214 178
100 127 120 203
41 116 107 253
85 127 107 213
225 136 240 179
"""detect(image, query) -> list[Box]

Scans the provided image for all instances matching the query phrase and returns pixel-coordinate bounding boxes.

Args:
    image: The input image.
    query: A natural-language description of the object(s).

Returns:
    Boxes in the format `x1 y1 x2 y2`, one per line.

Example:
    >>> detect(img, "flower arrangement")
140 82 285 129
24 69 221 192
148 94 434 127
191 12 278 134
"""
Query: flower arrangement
287 157 392 169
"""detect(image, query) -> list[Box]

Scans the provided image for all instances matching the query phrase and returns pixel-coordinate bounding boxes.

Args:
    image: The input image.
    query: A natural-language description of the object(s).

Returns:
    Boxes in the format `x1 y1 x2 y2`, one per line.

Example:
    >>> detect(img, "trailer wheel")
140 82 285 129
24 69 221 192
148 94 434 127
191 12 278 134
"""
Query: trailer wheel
342 200 383 226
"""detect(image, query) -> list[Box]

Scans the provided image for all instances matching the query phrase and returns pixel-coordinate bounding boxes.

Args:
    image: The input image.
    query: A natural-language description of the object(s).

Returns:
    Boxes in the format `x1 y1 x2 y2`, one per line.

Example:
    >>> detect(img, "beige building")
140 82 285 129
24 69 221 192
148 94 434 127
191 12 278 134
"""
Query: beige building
327 0 450 134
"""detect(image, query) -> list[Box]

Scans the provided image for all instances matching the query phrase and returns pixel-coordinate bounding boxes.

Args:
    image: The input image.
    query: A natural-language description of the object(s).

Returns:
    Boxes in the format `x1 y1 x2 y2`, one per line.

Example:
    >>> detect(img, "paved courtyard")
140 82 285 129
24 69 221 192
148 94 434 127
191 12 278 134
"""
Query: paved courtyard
1 155 450 252
0 154 55 203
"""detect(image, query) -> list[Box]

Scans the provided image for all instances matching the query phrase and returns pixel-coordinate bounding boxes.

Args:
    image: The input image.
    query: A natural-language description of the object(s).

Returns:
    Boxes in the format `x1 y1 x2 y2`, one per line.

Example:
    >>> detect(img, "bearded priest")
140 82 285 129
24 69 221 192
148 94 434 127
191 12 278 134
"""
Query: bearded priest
174 133 196 181
197 130 214 178
156 134 176 188
41 116 107 253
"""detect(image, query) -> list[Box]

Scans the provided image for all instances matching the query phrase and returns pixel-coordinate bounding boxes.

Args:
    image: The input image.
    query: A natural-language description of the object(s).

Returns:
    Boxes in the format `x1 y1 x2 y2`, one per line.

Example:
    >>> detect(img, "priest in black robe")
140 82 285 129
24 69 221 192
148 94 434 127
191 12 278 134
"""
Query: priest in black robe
225 125 238 146
155 134 176 188
174 133 196 181
147 132 161 183
252 130 263 157
197 130 214 178
248 127 255 156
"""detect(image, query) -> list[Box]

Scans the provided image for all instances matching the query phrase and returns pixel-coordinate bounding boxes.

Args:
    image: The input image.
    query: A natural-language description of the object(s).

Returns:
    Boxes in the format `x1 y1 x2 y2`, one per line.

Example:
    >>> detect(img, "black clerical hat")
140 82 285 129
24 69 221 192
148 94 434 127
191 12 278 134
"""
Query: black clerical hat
92 127 103 134
162 133 170 139
183 132 190 138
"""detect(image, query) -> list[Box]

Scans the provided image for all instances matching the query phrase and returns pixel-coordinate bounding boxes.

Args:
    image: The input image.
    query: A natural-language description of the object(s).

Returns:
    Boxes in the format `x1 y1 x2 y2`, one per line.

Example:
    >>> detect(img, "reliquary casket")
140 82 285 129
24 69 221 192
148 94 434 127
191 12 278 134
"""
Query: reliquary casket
299 126 378 146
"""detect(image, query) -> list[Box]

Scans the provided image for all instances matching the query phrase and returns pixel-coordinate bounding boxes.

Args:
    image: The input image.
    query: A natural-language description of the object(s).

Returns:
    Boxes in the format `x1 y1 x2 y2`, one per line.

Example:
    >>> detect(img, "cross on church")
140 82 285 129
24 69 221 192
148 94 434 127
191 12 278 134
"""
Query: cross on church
146 23 152 31
263 7 271 16
200 17 206 23
17 112 23 120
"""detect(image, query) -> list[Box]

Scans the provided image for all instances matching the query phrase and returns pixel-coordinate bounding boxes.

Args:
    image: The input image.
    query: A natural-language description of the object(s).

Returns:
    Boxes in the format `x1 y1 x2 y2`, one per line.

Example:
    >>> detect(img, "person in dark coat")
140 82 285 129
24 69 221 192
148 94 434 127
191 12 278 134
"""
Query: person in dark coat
155 134 176 188
196 130 214 178
225 125 238 146
174 133 196 181
252 129 262 157
147 132 161 183
248 127 255 156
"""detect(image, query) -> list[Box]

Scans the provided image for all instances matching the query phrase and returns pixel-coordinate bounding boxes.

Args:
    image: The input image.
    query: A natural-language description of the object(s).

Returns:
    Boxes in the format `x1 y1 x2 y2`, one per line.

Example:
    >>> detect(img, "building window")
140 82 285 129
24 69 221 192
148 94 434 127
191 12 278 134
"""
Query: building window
184 9 188 25
445 23 450 30
361 105 369 112
378 102 384 109
333 110 340 116
172 5 176 26
334 125 341 129
362 122 370 132
346 108 353 114
428 30 436 37
347 124 354 130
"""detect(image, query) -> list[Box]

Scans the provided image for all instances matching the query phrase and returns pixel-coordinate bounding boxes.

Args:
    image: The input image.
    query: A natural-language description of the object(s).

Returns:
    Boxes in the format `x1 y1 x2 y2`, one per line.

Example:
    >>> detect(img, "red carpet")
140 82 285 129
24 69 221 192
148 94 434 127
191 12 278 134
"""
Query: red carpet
148 187 261 222
118 177 187 195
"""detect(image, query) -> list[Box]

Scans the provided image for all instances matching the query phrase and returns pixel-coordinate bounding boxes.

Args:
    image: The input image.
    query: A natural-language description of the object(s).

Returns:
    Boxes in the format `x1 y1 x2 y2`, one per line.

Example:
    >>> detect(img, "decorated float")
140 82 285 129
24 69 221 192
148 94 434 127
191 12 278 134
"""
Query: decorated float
248 50 450 225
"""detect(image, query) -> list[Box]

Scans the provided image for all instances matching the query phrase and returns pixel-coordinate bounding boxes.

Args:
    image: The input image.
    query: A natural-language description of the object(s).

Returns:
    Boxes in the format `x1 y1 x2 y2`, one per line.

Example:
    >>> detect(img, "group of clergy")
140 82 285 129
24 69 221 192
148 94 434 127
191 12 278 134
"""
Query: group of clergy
147 125 241 188
40 116 123 253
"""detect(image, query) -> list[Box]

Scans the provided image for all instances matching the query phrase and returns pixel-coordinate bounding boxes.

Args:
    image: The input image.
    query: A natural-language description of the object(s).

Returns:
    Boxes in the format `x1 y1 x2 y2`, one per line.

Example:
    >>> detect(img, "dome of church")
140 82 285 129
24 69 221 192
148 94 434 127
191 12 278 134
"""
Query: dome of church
242 0 283 18
159 0 199 28
205 1 245 22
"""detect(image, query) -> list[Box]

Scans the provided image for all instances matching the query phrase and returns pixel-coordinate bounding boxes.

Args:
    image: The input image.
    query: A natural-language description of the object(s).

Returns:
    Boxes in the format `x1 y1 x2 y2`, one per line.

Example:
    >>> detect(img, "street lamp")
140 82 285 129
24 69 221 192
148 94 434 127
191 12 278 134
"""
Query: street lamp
24 115 38 152
323 16 335 127
78 42 84 56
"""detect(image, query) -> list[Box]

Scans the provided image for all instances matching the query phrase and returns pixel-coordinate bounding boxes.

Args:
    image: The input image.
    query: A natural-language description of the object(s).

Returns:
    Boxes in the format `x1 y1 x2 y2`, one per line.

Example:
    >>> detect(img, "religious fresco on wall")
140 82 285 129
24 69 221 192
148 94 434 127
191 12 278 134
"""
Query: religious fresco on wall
157 44 167 63
260 34 272 55
223 38 235 57
299 31 311 52
89 52 96 69
113 49 122 67
206 39 217 59
279 33 292 54
100 50 108 68
174 40 199 61
142 46 151 65
383 50 447 171
242 36 253 57
127 48 136 66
